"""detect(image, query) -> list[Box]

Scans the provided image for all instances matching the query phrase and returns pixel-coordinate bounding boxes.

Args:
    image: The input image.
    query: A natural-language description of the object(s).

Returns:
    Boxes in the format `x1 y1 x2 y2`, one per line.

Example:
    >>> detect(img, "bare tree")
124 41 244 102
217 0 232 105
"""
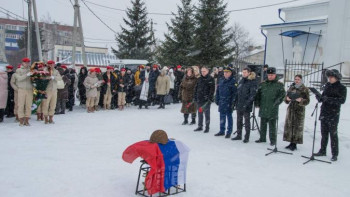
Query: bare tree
230 22 253 59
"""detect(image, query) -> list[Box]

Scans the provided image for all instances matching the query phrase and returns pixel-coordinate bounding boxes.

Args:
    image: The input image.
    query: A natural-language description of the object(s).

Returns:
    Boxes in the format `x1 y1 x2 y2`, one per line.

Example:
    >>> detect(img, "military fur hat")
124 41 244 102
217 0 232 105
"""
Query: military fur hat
266 67 276 74
149 130 169 145
325 69 342 80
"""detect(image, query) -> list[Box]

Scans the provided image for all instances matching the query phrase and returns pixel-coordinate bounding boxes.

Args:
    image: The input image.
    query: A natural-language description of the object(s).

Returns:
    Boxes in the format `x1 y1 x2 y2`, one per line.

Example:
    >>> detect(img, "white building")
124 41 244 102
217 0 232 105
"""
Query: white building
261 0 350 77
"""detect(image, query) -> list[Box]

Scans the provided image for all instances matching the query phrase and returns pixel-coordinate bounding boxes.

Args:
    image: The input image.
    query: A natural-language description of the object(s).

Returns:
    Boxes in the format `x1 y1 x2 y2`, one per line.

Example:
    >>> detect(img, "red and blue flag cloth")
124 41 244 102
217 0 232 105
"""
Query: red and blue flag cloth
122 140 190 195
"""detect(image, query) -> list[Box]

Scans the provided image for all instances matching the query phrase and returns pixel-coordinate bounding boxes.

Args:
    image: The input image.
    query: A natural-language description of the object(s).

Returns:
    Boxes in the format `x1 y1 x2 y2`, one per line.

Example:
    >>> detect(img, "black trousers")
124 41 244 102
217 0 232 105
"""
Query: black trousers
320 116 339 156
237 110 251 138
198 102 211 128
5 94 14 116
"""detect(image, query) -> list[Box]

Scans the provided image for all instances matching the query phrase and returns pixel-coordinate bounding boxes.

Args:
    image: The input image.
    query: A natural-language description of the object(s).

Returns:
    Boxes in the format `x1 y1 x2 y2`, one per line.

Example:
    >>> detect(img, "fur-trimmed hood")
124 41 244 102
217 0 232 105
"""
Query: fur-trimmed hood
248 71 256 80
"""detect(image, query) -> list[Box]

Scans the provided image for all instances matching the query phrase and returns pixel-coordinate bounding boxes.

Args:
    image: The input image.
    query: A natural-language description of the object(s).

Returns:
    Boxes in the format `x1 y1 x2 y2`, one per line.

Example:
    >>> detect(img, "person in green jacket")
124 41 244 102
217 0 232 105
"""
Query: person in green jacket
254 67 285 145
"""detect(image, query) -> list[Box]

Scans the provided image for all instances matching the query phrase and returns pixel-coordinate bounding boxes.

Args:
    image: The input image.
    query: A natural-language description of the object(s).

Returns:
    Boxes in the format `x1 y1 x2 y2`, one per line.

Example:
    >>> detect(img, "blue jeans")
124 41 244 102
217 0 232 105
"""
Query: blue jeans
220 111 233 134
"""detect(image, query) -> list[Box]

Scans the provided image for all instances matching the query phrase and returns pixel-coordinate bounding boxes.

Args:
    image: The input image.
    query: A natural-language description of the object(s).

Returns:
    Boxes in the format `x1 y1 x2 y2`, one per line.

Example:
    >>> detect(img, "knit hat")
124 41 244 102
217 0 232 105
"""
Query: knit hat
149 130 169 145
326 69 342 80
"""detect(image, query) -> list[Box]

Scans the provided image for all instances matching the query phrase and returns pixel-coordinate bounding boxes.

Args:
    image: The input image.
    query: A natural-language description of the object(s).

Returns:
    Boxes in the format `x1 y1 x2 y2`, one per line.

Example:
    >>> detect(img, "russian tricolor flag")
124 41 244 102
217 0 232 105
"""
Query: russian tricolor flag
122 140 190 195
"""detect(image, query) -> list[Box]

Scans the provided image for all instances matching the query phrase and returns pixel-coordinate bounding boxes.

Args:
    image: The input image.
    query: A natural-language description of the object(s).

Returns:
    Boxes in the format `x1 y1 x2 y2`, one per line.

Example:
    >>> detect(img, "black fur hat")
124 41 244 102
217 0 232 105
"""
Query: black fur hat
326 69 342 80
266 67 276 74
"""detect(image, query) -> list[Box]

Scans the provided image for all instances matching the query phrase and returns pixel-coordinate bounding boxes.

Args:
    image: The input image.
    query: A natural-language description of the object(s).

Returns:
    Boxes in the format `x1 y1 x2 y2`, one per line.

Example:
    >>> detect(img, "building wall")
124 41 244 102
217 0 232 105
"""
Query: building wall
282 1 329 22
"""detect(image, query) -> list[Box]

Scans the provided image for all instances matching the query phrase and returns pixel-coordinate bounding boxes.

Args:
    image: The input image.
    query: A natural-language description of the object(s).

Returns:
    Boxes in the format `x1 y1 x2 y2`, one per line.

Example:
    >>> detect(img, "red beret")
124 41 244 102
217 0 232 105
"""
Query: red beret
95 68 101 73
22 57 30 62
106 66 114 70
47 60 55 64
177 65 182 69
89 68 96 72
153 64 158 68
17 64 21 68
121 68 126 72
6 65 14 69
60 65 67 69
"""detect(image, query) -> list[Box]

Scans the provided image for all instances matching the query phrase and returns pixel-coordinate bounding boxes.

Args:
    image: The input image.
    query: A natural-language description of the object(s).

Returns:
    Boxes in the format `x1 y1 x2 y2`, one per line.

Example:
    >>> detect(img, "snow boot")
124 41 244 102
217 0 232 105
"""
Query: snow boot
49 116 55 124
290 143 297 151
37 113 41 121
285 143 292 149
189 114 196 125
204 125 210 133
255 139 266 143
182 114 189 125
24 117 30 126
225 133 231 139
0 109 4 122
44 116 49 124
19 118 24 126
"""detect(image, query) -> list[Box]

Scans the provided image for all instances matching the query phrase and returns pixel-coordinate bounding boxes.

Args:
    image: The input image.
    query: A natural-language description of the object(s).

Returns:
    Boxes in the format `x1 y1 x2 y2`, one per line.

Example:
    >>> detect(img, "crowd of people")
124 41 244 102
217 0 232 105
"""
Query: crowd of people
0 57 347 161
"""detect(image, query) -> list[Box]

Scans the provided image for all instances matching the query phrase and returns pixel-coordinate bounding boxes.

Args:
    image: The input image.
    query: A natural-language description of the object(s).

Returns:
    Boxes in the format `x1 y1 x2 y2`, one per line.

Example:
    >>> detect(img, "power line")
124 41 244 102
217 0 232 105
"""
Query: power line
227 0 302 13
84 0 174 16
0 6 27 20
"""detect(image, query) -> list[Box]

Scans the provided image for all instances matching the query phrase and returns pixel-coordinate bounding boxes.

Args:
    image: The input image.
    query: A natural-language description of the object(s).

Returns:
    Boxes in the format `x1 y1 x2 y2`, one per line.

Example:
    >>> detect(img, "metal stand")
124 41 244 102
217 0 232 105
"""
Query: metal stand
135 160 186 197
250 103 260 132
265 118 293 156
301 103 331 164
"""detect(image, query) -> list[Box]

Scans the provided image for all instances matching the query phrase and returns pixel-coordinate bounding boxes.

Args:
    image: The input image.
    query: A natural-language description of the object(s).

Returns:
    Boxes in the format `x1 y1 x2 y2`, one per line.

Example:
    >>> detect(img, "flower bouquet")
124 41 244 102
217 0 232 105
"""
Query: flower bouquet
30 65 51 114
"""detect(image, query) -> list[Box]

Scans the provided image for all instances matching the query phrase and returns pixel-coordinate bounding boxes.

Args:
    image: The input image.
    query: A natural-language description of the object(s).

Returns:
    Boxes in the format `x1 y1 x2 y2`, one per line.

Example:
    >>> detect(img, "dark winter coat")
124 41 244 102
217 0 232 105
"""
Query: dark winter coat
7 71 14 97
117 74 130 92
101 72 117 95
139 69 150 84
179 74 198 114
68 71 76 96
96 73 103 91
255 78 285 119
194 74 215 104
235 72 258 112
283 83 310 144
149 69 159 93
175 70 184 86
318 81 347 121
78 67 88 97
57 70 71 100
215 75 237 113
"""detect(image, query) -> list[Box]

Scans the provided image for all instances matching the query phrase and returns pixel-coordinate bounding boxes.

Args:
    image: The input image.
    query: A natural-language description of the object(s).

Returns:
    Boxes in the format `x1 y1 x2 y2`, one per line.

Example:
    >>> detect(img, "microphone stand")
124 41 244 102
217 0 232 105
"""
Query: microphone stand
301 103 331 164
265 116 293 156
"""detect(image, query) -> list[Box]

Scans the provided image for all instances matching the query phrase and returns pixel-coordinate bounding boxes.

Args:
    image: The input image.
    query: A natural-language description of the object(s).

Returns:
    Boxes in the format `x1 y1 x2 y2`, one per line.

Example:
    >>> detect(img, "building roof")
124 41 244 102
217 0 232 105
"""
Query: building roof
0 17 75 32
261 18 327 29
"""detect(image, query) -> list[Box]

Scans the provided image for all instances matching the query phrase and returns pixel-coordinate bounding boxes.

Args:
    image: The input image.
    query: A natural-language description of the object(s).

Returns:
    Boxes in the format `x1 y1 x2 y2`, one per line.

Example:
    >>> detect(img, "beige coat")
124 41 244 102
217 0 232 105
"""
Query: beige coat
15 66 33 90
156 71 170 95
0 71 8 109
10 72 19 91
84 74 99 98
45 68 62 92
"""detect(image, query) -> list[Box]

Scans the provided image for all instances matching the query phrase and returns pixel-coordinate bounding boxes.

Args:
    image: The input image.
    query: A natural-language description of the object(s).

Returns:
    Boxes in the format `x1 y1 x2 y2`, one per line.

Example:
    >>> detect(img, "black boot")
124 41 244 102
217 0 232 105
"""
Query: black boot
189 114 196 125
204 124 209 133
182 114 189 125
313 150 326 156
231 135 242 140
0 109 4 123
285 143 292 149
194 127 203 132
331 155 337 161
290 143 297 151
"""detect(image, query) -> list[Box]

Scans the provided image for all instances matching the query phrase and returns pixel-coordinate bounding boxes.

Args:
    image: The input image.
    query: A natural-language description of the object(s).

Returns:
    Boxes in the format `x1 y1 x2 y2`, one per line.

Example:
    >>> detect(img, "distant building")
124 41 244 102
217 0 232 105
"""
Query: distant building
0 17 82 63
261 0 350 77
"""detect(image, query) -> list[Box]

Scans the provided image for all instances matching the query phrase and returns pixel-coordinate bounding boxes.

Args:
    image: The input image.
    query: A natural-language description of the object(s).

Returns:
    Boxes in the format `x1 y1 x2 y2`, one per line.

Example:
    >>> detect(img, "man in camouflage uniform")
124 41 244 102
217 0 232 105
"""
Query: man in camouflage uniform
255 67 285 145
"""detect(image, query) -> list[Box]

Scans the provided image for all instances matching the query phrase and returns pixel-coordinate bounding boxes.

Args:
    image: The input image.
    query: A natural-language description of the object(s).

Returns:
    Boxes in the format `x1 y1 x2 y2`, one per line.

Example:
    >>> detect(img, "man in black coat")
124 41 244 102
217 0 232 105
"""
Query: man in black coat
314 69 347 161
232 67 258 143
5 65 15 118
174 65 184 103
194 66 215 133
148 65 160 105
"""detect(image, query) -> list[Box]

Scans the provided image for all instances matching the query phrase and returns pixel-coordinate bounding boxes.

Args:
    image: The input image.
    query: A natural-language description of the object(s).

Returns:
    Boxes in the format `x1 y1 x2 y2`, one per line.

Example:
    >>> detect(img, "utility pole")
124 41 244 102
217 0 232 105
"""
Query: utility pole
25 0 43 61
26 0 32 59
72 0 87 67
32 0 43 61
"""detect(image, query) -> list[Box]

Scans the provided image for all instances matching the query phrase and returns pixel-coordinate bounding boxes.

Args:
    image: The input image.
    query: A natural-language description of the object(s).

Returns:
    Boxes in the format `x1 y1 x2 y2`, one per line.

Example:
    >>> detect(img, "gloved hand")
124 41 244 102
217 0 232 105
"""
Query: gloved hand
50 76 55 80
26 72 31 77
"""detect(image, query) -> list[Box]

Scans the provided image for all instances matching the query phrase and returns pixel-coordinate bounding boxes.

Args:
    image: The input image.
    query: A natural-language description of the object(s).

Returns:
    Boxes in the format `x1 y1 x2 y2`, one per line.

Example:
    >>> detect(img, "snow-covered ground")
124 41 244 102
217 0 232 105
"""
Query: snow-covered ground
1 93 350 197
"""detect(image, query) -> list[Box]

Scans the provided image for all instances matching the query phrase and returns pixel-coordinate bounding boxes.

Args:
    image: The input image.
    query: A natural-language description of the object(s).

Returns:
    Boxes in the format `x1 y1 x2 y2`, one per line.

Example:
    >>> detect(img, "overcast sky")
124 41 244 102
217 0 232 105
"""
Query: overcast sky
0 0 316 51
